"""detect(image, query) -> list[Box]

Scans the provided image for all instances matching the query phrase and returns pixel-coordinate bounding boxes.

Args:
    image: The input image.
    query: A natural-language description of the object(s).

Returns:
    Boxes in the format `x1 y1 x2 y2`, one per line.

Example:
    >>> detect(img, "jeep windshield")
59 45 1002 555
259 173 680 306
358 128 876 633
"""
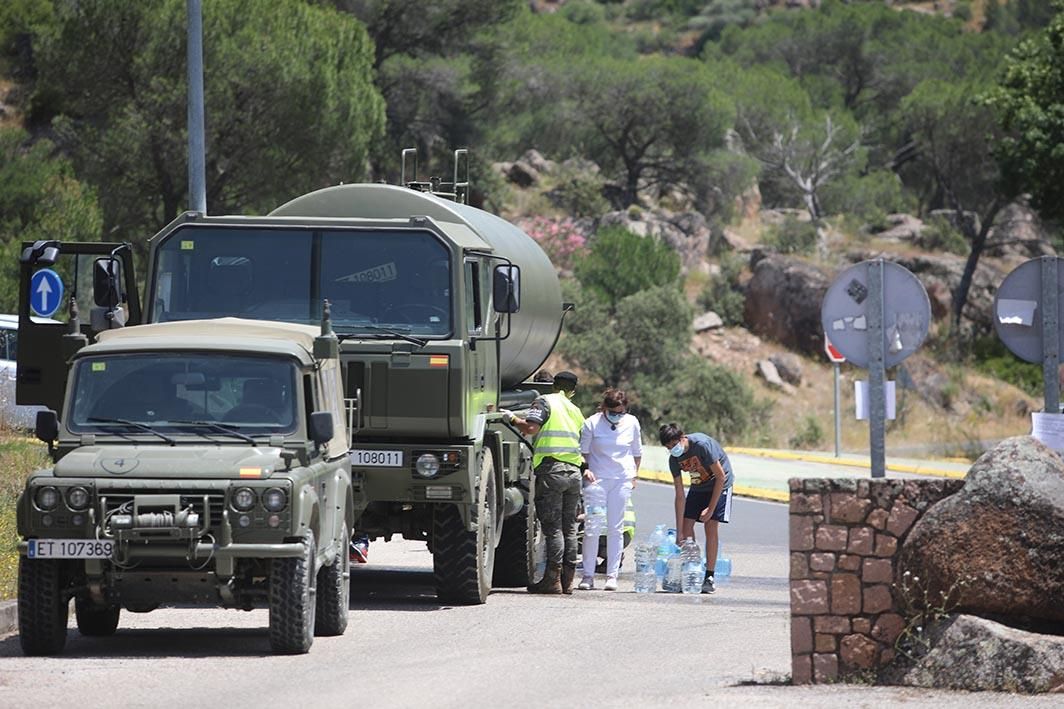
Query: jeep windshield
67 354 298 435
150 226 452 337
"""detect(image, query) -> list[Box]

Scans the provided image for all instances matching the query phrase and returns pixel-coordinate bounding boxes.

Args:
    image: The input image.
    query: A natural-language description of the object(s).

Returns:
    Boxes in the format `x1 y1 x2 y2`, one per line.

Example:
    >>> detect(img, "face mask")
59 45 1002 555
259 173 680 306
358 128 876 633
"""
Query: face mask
605 411 623 425
670 441 685 457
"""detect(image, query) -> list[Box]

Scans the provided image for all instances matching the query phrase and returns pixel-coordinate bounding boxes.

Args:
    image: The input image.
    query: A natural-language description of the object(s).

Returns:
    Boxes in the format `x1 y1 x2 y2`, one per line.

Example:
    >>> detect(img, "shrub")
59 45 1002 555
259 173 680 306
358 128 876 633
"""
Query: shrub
697 251 745 326
788 415 824 450
548 168 609 217
574 226 680 307
522 216 587 271
820 169 915 228
762 216 818 255
916 214 968 255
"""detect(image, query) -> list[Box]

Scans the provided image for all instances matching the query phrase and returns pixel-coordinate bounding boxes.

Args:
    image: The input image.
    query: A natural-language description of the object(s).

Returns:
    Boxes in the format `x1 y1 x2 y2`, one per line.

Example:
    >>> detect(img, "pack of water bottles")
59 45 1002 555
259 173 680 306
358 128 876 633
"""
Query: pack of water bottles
582 480 608 540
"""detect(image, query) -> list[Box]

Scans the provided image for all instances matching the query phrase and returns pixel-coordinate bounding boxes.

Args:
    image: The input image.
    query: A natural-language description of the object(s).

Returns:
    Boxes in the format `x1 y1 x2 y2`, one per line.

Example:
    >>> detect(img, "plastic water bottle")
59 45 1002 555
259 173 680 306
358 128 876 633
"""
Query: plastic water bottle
583 481 607 540
633 540 657 593
713 540 732 579
662 546 683 593
648 524 669 579
680 538 704 594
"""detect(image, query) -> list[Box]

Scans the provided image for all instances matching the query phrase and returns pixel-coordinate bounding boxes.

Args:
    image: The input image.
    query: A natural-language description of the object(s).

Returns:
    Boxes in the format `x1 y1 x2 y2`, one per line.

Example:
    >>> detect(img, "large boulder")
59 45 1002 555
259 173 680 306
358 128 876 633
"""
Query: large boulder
898 436 1064 623
743 252 829 357
895 614 1064 693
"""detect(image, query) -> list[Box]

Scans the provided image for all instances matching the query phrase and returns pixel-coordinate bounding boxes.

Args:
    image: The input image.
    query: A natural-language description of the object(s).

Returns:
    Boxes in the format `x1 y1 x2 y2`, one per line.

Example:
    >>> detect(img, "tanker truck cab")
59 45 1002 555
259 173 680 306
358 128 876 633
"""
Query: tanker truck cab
16 176 563 606
15 318 355 656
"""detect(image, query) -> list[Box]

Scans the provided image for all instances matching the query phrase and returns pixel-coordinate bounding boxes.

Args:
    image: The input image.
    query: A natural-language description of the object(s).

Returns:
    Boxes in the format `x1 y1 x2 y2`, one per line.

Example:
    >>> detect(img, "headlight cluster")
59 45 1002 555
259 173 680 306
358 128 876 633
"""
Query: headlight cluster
34 485 90 512
229 486 288 512
412 450 462 479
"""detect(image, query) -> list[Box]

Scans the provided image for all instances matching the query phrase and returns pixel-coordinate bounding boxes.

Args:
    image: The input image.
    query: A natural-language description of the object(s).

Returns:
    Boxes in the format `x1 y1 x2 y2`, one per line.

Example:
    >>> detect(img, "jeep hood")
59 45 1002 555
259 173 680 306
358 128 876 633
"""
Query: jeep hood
53 446 284 479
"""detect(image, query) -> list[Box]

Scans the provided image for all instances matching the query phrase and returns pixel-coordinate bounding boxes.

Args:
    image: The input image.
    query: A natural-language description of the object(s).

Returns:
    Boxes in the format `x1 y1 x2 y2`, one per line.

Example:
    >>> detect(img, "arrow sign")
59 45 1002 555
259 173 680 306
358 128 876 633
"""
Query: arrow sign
29 268 64 318
824 335 846 363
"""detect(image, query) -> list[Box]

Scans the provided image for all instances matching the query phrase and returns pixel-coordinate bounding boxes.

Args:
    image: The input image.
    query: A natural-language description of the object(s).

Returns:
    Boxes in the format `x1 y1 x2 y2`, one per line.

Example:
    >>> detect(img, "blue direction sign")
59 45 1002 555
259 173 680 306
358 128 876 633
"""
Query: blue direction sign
29 268 64 318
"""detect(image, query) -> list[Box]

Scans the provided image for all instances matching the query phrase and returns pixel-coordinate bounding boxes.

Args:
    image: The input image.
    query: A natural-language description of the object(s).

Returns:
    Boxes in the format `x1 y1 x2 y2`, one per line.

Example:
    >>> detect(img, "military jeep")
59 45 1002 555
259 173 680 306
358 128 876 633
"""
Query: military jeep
16 316 354 655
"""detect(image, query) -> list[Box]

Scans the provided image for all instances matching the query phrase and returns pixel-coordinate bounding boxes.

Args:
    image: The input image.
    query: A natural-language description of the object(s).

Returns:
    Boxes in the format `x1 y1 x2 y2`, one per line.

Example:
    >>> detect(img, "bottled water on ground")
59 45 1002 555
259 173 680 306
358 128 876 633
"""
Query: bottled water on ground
633 538 657 593
714 540 732 579
648 525 669 579
662 550 683 593
680 537 704 594
583 481 607 539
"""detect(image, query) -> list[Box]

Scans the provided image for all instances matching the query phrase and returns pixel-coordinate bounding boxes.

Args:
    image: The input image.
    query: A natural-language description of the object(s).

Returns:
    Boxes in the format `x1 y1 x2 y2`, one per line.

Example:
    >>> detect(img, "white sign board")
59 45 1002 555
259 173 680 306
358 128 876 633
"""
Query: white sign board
854 380 896 420
1031 412 1064 453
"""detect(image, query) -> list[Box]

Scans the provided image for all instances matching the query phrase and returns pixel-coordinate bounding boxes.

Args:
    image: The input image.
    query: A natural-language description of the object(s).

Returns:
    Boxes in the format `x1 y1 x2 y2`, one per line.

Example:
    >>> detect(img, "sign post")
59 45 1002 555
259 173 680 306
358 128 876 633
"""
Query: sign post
821 259 930 478
824 336 845 457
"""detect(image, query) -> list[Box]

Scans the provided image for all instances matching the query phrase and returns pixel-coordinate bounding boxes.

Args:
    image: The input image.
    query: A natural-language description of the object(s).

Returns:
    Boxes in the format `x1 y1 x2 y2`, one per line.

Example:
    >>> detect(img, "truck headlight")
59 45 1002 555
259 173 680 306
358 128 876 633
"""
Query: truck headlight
35 486 60 511
415 453 440 478
231 487 256 512
263 487 287 512
67 486 90 511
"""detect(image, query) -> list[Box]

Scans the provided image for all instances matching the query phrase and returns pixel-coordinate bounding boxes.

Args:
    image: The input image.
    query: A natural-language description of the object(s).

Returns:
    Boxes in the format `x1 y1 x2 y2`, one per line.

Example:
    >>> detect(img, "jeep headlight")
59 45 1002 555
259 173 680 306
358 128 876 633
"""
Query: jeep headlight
415 453 440 478
263 487 287 512
66 486 90 511
35 486 60 511
231 487 256 512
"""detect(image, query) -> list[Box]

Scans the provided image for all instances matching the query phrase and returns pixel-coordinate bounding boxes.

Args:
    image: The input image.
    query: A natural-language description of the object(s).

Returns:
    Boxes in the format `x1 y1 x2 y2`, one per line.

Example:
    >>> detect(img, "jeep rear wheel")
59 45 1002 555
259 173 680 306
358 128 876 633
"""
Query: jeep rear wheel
314 523 350 637
75 596 120 636
268 530 316 654
433 450 497 604
18 556 68 656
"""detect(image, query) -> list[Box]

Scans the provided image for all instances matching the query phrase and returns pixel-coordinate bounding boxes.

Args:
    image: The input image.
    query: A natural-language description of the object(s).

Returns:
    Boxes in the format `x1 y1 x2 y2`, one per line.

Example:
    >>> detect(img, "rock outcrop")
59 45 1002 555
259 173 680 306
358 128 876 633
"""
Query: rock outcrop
898 436 1064 624
743 252 829 357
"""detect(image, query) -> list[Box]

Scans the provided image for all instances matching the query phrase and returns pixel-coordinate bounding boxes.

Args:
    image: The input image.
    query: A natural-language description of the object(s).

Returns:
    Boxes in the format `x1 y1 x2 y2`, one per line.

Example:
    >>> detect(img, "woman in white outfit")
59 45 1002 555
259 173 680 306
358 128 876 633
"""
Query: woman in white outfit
578 388 641 591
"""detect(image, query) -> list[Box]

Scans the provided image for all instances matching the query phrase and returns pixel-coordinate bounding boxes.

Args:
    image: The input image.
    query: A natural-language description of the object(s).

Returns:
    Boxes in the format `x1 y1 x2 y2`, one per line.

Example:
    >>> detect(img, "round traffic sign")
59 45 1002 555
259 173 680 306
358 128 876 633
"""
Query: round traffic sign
994 256 1064 364
29 268 64 318
824 336 846 363
820 260 931 369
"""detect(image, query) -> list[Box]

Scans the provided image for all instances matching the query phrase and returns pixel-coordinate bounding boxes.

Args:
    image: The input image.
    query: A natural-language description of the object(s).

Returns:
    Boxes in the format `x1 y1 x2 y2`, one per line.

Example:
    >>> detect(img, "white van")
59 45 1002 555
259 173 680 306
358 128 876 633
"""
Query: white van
0 314 57 429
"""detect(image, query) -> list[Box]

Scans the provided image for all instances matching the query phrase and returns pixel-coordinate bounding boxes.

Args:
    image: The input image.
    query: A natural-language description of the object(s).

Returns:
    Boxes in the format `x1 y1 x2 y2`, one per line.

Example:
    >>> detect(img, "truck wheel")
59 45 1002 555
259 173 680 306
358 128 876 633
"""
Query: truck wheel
268 529 316 654
75 596 120 636
433 450 497 604
492 483 540 587
314 523 350 637
18 556 68 656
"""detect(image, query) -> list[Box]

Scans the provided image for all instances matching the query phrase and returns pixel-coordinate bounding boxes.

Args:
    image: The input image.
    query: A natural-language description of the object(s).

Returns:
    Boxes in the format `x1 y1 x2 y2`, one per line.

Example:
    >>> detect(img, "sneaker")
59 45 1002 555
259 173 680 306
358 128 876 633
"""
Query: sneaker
701 576 715 594
350 537 369 564
603 576 618 591
577 576 595 591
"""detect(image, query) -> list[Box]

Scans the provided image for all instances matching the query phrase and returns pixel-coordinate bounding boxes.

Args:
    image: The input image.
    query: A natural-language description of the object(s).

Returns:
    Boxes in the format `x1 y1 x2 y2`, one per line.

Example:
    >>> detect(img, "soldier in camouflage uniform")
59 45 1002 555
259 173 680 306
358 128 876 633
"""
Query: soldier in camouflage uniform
508 371 585 594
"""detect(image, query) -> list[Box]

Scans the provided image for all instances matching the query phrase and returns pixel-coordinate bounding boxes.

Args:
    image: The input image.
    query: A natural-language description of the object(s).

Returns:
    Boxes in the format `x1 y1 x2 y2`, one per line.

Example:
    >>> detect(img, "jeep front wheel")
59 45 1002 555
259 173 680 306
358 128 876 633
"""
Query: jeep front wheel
314 523 350 637
18 556 68 656
268 529 317 654
75 596 120 636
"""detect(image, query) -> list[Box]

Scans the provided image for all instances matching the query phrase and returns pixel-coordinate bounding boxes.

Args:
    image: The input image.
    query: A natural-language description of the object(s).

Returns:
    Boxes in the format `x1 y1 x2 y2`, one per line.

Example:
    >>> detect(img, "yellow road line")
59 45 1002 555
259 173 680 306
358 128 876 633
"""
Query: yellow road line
728 447 967 479
635 470 790 503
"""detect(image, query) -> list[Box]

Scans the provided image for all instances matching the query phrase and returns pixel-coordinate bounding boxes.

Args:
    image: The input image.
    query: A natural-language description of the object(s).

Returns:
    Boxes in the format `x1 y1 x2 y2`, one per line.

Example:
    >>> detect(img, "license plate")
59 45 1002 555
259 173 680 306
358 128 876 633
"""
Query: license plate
28 539 114 559
350 449 404 467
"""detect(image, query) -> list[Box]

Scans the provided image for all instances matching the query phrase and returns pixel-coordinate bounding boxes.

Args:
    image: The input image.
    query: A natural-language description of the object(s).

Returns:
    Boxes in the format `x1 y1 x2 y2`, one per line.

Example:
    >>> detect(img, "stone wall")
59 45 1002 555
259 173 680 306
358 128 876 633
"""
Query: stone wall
789 477 965 684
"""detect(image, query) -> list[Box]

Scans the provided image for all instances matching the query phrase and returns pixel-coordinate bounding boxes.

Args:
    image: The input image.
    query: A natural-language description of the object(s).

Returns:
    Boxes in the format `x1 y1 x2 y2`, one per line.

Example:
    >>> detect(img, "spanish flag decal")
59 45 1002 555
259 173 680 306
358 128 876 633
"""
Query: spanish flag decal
429 355 449 367
239 467 263 478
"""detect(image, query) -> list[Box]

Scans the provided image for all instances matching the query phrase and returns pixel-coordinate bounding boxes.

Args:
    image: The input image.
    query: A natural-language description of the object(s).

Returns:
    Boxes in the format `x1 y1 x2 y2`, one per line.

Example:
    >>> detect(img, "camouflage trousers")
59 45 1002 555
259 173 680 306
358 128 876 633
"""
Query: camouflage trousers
534 460 582 567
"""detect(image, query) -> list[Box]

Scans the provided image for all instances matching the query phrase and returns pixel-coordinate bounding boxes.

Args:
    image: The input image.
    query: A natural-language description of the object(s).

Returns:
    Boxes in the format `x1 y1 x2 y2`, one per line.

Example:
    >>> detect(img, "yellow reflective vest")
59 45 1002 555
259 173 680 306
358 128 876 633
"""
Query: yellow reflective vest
532 392 585 468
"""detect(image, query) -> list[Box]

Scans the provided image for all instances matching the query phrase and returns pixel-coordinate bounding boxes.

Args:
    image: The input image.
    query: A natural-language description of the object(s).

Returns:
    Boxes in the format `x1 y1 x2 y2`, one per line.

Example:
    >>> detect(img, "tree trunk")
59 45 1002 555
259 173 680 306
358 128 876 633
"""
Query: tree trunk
952 201 1004 328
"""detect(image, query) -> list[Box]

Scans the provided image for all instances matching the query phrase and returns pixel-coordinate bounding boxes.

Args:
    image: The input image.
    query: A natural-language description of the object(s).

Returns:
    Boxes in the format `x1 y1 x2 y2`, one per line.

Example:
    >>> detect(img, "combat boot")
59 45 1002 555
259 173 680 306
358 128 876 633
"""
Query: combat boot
527 563 562 594
560 563 576 595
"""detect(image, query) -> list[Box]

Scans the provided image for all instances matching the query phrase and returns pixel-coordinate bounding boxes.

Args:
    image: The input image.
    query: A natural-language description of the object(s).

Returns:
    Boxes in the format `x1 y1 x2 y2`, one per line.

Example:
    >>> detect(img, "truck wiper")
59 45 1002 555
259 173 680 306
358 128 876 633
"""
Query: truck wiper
169 420 257 444
87 417 176 445
339 326 427 348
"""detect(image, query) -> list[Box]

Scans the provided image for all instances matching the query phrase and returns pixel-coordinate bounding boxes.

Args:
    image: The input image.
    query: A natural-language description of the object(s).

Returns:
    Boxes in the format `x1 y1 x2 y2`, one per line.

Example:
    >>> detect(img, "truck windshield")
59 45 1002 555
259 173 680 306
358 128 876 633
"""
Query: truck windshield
67 354 298 434
151 226 452 336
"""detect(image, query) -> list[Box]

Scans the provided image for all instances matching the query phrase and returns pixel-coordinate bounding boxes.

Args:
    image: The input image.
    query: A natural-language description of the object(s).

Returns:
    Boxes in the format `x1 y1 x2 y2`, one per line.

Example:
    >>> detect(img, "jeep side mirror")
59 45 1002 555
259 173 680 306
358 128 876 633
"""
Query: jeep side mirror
493 264 520 313
309 411 334 445
35 410 59 444
93 257 122 308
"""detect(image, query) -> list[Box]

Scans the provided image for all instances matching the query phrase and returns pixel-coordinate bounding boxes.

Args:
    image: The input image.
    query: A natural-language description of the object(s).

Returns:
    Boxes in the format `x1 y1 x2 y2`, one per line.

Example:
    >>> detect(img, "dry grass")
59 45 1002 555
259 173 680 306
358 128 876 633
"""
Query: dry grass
0 432 49 600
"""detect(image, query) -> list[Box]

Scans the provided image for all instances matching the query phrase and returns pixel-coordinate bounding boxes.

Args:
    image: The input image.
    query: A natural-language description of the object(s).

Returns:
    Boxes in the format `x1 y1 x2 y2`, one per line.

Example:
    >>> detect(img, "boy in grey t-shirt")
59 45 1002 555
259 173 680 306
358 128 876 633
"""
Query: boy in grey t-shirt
658 423 734 594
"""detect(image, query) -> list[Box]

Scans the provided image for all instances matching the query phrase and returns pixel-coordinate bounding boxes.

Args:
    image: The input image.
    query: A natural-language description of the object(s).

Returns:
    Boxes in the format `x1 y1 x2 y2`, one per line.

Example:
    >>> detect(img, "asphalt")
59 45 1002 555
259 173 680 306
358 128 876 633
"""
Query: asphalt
0 445 972 639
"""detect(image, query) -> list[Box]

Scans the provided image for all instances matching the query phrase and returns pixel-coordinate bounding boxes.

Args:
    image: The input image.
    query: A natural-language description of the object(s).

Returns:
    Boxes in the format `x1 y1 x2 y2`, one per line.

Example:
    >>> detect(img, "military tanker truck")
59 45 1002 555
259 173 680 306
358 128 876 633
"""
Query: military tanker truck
17 162 564 604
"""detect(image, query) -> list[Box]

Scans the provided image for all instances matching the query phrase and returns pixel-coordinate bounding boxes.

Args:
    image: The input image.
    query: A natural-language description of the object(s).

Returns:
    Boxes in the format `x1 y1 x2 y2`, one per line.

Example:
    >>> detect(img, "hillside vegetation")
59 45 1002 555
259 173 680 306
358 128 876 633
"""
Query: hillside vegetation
0 0 1061 461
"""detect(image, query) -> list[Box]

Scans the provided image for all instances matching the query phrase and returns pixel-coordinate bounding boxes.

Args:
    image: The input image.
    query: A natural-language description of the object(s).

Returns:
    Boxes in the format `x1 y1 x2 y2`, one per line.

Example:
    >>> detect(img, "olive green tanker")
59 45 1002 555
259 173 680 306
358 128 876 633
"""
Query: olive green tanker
16 173 564 604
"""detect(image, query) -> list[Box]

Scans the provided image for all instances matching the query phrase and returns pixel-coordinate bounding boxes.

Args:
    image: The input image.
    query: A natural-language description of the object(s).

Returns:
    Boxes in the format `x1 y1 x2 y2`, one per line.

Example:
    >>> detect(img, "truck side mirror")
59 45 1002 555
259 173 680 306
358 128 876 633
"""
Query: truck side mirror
93 257 123 308
35 410 59 443
493 264 520 313
309 411 334 445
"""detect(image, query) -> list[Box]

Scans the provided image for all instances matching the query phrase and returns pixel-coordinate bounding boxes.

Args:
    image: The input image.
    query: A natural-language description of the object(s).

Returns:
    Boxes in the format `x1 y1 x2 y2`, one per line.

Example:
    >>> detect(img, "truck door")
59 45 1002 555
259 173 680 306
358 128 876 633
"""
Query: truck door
17 241 141 414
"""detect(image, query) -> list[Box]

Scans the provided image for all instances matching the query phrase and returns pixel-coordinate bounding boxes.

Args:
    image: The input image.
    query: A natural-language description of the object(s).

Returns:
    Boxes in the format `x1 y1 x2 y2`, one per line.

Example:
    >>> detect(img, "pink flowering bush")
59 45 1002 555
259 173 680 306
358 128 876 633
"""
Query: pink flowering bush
521 216 587 272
